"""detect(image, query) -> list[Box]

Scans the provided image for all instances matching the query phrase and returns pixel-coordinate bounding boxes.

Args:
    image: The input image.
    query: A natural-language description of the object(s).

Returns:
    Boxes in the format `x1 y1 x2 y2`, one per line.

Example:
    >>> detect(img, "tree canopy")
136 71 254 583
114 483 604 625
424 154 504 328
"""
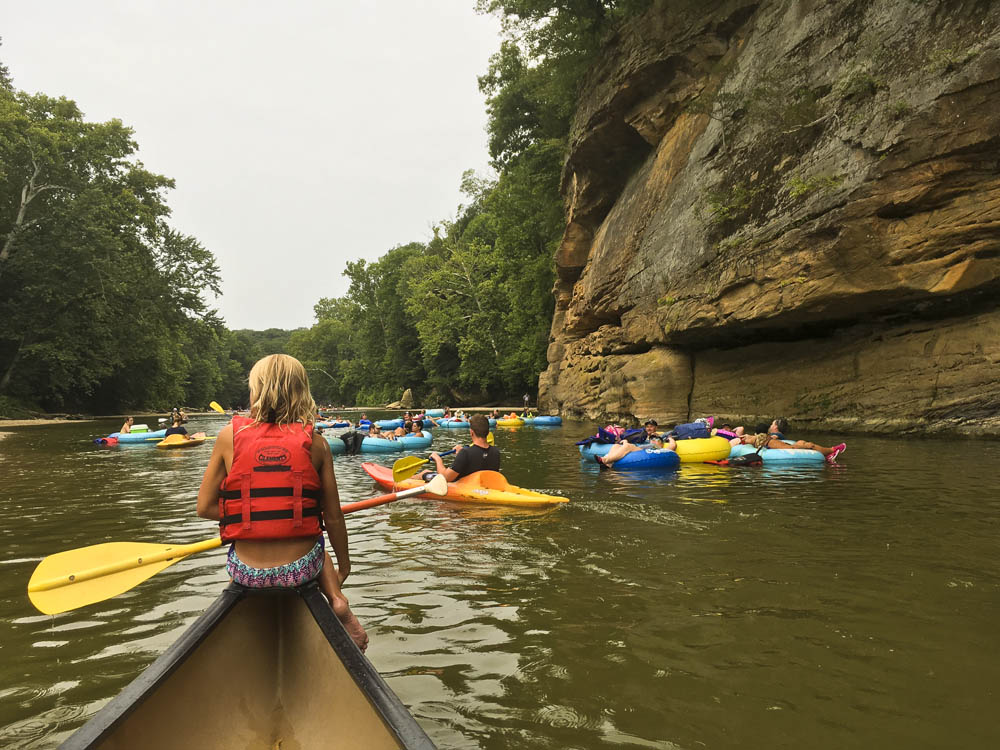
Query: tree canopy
0 59 246 414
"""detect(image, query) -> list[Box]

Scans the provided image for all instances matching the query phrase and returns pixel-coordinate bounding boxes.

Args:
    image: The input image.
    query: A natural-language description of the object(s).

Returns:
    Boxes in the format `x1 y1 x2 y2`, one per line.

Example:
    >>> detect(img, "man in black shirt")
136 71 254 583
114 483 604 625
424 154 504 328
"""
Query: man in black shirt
429 414 499 480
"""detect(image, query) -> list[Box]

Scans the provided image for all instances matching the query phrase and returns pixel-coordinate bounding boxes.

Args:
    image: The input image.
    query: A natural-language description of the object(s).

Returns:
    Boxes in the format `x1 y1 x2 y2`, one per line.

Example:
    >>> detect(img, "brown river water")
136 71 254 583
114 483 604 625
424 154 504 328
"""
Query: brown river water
1 416 998 749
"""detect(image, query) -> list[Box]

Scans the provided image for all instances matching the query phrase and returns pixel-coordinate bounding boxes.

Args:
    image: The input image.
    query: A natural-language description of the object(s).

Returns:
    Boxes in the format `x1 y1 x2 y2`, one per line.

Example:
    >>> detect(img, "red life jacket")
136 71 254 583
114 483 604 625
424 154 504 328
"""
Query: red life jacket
218 416 324 542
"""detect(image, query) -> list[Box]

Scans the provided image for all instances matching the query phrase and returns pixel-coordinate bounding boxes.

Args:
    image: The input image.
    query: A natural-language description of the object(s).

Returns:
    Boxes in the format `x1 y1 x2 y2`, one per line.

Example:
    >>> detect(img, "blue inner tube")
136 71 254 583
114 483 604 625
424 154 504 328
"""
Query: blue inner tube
399 431 432 450
328 438 346 454
360 436 404 453
376 418 403 429
531 416 562 426
578 443 614 458
607 448 680 470
424 409 445 418
330 421 350 428
729 443 825 463
438 420 470 429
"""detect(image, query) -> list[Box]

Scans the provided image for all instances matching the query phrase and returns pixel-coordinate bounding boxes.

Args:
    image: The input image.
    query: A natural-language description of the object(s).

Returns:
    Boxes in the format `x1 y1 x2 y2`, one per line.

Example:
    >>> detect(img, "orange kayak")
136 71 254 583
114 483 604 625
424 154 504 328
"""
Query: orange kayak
361 462 568 509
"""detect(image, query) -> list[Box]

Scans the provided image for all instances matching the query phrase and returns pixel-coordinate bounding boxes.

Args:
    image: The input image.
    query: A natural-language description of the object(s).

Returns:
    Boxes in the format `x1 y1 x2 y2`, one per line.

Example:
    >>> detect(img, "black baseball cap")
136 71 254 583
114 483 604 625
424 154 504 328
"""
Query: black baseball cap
644 419 658 426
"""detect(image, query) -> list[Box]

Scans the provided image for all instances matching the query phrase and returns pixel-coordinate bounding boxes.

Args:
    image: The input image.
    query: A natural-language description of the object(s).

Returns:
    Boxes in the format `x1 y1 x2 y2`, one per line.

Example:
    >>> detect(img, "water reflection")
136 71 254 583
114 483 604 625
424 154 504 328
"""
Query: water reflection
1 417 1000 748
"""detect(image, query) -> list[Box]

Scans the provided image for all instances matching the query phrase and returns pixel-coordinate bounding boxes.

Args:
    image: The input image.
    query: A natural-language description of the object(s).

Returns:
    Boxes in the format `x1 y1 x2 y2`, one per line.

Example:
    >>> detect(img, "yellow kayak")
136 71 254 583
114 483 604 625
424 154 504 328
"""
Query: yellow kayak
673 436 732 463
156 433 208 449
362 462 567 508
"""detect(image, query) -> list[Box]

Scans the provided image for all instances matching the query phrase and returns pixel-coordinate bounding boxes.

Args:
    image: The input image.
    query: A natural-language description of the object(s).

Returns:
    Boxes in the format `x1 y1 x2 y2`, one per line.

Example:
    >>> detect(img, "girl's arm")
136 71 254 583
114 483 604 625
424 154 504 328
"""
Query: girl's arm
196 425 233 520
313 434 350 583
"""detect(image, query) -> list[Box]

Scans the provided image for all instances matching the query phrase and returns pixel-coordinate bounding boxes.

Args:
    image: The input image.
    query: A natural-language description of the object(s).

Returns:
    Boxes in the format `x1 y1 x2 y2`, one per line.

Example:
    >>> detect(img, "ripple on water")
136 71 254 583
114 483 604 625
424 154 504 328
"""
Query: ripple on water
534 703 601 730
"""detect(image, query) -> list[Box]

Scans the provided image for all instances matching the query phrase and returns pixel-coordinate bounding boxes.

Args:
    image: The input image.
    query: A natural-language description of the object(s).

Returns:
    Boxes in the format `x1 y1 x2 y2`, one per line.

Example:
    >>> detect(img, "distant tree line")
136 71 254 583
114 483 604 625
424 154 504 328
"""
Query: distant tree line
2 4 656 413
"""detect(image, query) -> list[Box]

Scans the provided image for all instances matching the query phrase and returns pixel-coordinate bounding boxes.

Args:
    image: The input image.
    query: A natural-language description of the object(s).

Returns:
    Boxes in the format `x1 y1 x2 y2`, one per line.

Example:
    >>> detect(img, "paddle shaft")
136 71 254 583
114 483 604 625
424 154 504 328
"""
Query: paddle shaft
28 482 435 595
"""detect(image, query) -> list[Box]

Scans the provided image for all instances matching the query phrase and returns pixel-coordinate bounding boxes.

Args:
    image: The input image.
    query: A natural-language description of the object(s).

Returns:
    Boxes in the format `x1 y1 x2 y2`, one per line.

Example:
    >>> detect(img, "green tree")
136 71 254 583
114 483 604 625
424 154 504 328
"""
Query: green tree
0 82 223 412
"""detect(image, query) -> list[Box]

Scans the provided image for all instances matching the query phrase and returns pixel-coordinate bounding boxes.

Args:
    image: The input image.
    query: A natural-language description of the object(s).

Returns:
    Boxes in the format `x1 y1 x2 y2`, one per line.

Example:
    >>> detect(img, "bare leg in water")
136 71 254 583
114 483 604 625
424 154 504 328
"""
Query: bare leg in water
318 550 369 652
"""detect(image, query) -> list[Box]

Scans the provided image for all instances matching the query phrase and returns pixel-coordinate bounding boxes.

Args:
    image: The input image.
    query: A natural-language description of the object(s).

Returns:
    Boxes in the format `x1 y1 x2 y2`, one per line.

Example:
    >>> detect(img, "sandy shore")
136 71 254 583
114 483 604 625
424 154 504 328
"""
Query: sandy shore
0 417 97 427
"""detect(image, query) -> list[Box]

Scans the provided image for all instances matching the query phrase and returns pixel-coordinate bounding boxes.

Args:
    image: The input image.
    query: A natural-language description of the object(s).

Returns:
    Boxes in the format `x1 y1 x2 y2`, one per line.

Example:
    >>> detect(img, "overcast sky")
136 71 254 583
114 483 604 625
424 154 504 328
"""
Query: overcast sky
3 1 502 330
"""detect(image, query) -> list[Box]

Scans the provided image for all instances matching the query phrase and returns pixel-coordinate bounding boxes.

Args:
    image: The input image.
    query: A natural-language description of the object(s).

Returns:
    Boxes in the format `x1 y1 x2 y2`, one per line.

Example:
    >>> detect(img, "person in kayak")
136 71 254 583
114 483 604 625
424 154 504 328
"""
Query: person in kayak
164 415 189 438
428 414 499 480
196 354 368 651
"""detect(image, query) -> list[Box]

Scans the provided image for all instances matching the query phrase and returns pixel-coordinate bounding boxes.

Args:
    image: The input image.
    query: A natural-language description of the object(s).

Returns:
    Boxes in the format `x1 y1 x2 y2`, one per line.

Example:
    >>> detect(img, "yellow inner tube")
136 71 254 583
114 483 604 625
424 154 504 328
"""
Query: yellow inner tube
672 436 732 463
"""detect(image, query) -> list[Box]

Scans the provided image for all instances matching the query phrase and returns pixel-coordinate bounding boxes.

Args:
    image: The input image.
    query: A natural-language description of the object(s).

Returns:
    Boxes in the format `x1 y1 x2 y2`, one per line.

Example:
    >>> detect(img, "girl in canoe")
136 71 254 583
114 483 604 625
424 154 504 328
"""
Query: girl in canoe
196 354 368 651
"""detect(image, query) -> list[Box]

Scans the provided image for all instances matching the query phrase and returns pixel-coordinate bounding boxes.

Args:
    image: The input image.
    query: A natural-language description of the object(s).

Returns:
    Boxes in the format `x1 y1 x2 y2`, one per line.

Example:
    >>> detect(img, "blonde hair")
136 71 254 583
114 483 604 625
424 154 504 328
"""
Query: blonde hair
246 354 317 428
752 432 769 450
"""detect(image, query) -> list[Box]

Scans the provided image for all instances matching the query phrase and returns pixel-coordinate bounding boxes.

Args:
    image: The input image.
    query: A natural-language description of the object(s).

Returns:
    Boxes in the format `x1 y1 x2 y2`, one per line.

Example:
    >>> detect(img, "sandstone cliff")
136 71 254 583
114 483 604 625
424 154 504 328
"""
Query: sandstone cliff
539 0 1000 435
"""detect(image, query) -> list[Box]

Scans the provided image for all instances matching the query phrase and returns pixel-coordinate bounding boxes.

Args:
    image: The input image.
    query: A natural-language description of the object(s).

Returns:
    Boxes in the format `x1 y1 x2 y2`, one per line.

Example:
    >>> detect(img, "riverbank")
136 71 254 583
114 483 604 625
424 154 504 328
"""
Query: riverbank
0 417 96 428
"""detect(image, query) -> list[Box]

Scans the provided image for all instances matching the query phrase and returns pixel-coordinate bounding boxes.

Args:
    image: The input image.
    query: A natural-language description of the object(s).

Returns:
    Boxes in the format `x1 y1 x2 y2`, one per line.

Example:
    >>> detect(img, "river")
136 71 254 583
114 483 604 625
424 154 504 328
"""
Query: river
1 416 998 749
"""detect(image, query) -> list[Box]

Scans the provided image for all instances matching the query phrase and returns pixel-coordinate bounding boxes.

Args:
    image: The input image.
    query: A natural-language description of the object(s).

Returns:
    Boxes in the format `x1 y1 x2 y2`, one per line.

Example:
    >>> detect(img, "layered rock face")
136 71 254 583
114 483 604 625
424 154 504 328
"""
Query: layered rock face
539 0 1000 434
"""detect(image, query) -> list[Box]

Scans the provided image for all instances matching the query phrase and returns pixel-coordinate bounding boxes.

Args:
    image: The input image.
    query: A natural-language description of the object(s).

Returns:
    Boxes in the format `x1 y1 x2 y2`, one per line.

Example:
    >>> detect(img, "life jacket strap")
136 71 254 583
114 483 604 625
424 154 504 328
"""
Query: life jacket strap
221 506 322 528
219 487 322 500
292 472 303 528
241 474 251 531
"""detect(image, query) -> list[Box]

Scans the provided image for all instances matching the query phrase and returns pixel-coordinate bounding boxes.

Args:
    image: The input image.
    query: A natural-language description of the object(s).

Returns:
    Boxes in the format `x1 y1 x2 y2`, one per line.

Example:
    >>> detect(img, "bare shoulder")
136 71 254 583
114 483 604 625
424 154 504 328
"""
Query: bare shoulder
311 430 331 458
216 423 234 451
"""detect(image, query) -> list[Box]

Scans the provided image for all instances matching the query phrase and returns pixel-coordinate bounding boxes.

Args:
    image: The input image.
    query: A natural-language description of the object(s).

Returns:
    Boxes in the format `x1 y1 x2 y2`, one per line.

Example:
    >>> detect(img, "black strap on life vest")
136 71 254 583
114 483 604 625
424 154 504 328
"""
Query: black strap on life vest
218 487 322 500
220 506 322 528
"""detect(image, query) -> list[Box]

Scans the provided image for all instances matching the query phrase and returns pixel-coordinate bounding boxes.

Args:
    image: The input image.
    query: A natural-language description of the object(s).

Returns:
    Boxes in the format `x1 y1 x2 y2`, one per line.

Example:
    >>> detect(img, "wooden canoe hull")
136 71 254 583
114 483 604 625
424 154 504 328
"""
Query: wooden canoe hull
62 584 435 749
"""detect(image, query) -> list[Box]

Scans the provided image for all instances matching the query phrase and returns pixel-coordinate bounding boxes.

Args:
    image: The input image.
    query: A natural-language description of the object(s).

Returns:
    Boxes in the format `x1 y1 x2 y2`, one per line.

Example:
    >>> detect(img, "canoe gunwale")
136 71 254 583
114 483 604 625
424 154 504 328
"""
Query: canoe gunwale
60 582 435 750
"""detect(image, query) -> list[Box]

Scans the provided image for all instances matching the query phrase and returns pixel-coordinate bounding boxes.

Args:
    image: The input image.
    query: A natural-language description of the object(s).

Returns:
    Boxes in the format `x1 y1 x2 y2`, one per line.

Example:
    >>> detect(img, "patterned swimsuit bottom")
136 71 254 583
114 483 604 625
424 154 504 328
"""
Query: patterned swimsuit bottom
227 538 325 588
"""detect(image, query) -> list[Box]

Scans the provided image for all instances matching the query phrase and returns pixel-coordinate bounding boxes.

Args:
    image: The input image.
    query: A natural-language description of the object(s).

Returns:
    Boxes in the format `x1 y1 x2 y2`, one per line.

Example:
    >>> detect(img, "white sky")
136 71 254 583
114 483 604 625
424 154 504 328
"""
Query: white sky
2 1 501 329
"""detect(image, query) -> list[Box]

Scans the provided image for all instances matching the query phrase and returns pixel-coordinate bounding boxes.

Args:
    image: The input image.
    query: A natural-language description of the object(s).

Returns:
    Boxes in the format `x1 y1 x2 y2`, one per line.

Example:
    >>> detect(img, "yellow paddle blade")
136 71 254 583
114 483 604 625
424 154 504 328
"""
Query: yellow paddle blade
209 401 224 413
393 455 429 483
27 538 222 615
